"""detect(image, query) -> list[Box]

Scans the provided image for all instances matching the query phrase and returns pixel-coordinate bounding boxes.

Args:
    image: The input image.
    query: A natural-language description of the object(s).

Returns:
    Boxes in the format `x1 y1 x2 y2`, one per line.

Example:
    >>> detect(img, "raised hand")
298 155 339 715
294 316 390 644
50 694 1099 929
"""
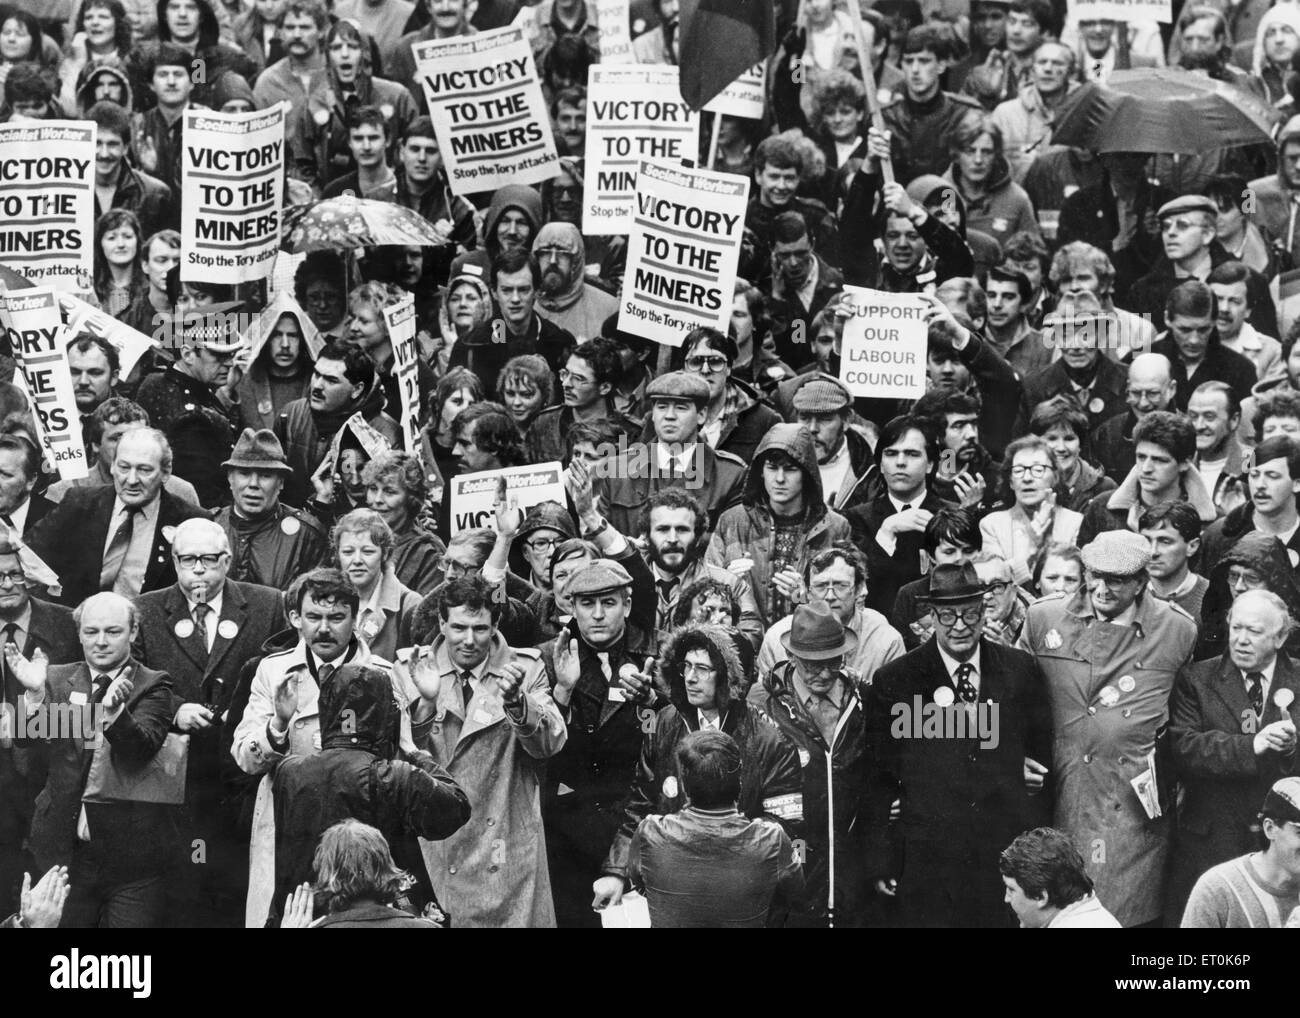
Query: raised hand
3 644 46 694
274 674 300 727
281 882 315 928
493 476 524 536
554 637 582 694
409 645 443 704
20 866 69 929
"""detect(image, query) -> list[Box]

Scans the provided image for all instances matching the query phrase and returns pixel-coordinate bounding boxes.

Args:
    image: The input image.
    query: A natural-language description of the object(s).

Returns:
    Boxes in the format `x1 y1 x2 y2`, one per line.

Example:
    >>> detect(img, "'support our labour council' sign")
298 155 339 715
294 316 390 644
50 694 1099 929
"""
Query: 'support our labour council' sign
415 26 559 196
838 286 928 400
0 120 95 291
618 160 748 347
180 105 285 283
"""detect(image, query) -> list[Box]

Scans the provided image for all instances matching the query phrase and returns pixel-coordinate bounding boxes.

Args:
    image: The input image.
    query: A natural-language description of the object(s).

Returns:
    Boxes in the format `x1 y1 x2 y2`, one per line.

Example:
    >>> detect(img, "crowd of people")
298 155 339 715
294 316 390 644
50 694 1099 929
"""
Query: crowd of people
2 0 1300 929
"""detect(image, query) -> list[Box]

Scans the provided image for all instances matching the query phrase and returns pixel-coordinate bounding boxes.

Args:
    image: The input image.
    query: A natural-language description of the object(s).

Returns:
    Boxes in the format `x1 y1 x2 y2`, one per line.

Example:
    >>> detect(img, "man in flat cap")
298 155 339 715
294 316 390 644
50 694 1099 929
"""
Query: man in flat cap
540 554 661 928
1182 776 1300 927
211 428 328 591
136 303 246 507
792 377 876 512
1019 529 1198 927
592 370 747 538
1123 195 1276 336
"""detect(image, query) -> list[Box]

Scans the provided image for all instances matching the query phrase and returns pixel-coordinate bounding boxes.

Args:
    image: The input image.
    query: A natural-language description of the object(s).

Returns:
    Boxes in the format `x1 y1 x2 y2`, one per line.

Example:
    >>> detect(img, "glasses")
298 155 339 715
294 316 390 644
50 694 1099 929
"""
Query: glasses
934 606 984 627
526 537 560 552
0 570 25 587
443 561 474 578
175 553 227 568
1010 464 1052 478
683 661 716 677
558 369 593 384
1127 388 1166 402
535 246 571 259
983 581 1011 596
809 580 854 596
773 249 812 263
1089 571 1140 588
685 355 729 373
1160 217 1202 233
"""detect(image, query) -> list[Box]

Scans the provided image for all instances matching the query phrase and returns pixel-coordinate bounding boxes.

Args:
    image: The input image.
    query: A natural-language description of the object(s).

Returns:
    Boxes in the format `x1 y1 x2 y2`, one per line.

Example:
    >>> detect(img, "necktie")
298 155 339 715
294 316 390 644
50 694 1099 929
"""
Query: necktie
1092 60 1104 81
92 672 112 704
900 503 912 513
1247 671 1264 718
596 651 612 684
192 602 212 653
1 622 17 702
318 662 336 689
460 669 474 708
99 506 139 592
954 662 978 704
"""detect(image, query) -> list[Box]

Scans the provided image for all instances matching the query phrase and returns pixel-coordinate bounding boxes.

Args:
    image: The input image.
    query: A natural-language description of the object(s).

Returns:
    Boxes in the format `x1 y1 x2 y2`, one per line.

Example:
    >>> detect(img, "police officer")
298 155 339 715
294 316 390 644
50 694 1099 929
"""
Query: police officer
1018 530 1198 927
211 428 328 590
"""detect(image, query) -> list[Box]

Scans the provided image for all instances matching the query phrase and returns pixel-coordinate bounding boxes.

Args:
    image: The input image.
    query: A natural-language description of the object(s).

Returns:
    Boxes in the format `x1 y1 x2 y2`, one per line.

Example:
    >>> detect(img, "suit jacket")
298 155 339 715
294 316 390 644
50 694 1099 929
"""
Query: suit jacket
26 486 208 608
865 637 1052 928
0 598 80 847
27 661 179 882
845 488 949 617
1167 652 1300 918
17 492 54 538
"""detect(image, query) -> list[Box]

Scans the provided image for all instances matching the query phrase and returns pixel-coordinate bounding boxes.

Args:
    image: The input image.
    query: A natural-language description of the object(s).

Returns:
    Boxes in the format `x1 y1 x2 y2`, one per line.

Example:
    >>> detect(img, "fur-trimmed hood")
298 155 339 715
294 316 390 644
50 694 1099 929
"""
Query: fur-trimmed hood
657 622 745 712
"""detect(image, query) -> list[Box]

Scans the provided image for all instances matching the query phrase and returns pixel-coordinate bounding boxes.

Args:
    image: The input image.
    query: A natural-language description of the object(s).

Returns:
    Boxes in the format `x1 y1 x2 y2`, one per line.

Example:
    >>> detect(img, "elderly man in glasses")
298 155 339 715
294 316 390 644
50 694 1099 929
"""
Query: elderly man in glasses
866 561 1052 928
972 551 1033 646
1019 529 1198 927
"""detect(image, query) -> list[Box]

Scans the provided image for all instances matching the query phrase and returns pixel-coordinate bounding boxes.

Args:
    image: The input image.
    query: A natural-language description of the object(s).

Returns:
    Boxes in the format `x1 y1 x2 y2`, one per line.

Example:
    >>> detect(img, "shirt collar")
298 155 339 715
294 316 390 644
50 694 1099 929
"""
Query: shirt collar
791 671 846 711
1242 659 1278 687
112 493 161 527
936 643 981 683
186 587 224 619
1 603 32 640
654 442 698 471
888 489 926 513
3 497 30 533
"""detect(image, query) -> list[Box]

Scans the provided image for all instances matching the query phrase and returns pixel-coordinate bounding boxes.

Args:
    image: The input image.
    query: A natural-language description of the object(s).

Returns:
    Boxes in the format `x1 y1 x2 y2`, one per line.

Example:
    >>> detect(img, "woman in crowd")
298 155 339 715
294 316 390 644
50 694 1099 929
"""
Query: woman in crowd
427 253 492 375
497 355 553 439
362 450 445 594
1029 398 1117 512
333 508 421 660
1033 542 1084 598
60 0 133 110
424 368 483 485
94 208 146 317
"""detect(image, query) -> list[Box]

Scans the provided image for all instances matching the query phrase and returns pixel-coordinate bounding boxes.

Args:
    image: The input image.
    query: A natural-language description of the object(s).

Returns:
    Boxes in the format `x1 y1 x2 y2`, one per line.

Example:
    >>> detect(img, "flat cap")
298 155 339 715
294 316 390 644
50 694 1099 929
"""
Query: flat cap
561 558 633 598
1155 195 1217 221
1081 530 1151 576
645 370 710 406
792 377 852 414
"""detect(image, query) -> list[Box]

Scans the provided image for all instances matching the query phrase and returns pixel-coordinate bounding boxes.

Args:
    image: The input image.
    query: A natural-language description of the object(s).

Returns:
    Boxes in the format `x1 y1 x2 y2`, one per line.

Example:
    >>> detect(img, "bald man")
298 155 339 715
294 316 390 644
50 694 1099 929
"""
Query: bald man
1091 353 1178 483
133 518 286 927
1168 589 1300 924
27 428 208 608
18 592 178 927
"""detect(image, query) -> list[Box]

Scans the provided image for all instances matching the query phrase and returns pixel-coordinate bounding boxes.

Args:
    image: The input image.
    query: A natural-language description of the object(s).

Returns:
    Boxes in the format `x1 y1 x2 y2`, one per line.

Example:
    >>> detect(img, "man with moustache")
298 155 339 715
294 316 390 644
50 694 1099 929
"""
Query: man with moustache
211 429 328 592
532 223 617 343
88 102 174 240
252 0 328 111
134 518 286 927
792 378 875 512
1199 435 1300 574
1167 589 1300 923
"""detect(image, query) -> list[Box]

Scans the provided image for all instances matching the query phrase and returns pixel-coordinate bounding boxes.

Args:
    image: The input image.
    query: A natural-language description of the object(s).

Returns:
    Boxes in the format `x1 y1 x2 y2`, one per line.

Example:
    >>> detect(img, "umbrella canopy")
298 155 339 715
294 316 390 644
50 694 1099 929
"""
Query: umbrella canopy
282 196 449 252
1051 68 1279 154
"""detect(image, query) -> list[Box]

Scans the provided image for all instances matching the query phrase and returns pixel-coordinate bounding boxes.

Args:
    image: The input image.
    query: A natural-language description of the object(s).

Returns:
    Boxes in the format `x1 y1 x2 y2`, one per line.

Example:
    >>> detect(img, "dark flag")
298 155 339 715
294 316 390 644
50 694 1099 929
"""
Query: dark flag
678 0 776 111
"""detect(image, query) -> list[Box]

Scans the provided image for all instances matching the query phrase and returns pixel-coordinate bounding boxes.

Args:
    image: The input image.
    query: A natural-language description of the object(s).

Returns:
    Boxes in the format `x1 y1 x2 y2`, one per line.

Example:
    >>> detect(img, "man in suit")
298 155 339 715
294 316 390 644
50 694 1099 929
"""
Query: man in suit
866 561 1052 928
0 431 54 538
1168 589 1300 923
27 428 207 608
0 540 79 914
134 518 287 928
844 414 948 617
19 592 178 927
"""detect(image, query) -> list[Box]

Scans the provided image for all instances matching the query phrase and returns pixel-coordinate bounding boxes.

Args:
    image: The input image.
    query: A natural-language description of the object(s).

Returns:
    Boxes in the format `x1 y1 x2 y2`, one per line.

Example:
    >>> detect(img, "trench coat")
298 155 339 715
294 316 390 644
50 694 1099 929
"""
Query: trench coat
410 634 567 928
1018 590 1197 926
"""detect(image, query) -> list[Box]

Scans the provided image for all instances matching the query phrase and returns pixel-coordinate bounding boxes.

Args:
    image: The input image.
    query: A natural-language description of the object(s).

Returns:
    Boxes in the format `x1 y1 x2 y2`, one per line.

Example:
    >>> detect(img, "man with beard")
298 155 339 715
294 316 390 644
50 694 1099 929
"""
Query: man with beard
532 223 617 343
211 429 328 591
275 342 399 508
393 118 476 285
914 389 998 514
639 488 761 650
792 378 874 512
232 567 411 924
1017 293 1128 437
1151 280 1257 411
1091 353 1178 483
544 161 624 290
449 249 576 397
252 0 328 110
524 339 639 465
1189 381 1248 516
681 327 780 465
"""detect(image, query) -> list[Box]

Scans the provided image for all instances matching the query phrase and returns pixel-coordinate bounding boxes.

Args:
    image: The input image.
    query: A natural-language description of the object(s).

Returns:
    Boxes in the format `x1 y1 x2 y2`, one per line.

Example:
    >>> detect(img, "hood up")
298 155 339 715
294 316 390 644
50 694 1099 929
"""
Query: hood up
658 622 746 713
743 422 827 518
318 662 397 753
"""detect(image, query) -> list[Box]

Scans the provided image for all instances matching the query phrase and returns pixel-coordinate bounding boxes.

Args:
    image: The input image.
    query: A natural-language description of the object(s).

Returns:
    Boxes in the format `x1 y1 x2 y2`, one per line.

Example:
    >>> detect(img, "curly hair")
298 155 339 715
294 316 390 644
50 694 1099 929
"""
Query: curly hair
497 354 554 408
451 402 525 466
361 450 427 520
670 577 741 628
312 819 407 914
332 508 395 565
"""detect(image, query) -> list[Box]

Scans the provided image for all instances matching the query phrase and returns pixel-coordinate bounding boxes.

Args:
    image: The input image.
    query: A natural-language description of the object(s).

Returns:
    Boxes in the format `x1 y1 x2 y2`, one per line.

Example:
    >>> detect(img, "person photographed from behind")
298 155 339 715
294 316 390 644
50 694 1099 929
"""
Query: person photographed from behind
999 827 1121 928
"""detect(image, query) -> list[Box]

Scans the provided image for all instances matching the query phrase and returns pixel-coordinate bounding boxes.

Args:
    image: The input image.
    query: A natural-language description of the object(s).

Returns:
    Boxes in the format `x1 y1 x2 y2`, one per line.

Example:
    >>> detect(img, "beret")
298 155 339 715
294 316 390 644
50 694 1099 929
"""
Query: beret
645 370 710 405
792 378 852 414
561 558 633 597
1080 530 1151 576
1155 195 1217 221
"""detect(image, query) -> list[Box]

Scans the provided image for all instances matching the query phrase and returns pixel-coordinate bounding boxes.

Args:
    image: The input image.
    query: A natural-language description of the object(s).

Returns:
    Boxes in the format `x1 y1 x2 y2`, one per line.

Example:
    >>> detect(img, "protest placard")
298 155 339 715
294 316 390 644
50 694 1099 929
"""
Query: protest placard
449 462 567 534
414 26 559 196
56 290 157 376
617 160 748 346
0 287 88 480
596 0 633 63
838 286 928 400
384 294 421 454
703 63 766 120
1070 0 1171 22
180 106 284 284
0 121 95 292
584 65 701 234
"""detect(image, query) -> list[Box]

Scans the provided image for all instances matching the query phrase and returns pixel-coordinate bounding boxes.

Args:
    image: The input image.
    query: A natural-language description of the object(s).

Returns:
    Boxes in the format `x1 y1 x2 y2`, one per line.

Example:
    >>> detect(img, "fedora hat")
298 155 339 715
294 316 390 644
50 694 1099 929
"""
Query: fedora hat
222 427 292 473
926 562 985 605
780 601 858 661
